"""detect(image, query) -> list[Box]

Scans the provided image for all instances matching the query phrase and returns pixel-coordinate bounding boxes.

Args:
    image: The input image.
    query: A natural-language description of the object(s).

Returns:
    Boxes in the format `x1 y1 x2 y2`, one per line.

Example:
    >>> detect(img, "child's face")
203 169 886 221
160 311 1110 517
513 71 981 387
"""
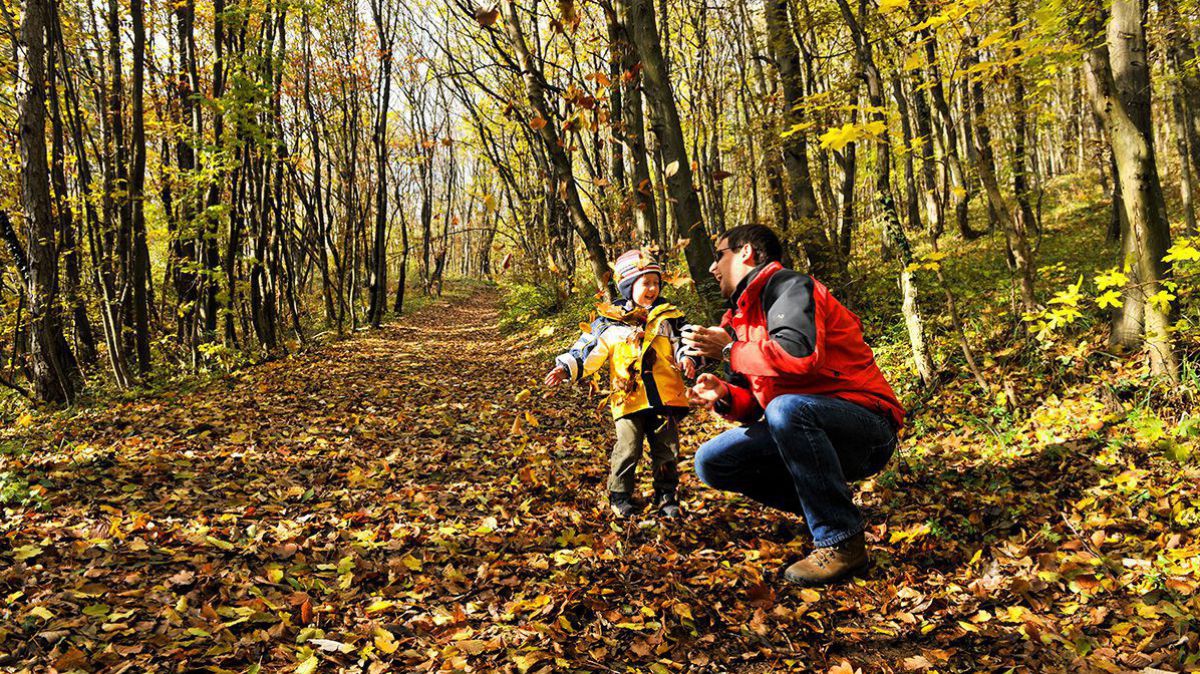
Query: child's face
632 273 661 308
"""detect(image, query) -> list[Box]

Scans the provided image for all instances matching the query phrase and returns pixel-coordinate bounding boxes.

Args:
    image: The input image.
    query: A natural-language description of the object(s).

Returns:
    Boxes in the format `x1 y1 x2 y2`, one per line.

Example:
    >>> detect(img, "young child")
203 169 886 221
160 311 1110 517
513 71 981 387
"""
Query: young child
545 250 698 519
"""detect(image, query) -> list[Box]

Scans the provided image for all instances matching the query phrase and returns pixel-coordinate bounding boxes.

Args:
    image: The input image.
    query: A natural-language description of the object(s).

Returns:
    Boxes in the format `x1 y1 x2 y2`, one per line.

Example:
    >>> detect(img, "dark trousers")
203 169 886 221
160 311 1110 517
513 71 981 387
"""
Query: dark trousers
609 412 680 494
693 394 896 547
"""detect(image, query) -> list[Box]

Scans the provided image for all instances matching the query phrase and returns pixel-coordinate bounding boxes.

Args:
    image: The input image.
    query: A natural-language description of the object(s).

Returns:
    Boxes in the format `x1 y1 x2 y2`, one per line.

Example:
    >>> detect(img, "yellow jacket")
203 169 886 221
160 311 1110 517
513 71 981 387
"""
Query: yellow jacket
554 301 691 419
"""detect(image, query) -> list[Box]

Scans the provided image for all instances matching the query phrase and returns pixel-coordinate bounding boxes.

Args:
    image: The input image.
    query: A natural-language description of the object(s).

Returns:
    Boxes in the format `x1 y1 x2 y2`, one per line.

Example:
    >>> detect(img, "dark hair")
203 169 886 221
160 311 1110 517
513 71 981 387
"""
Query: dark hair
720 224 783 265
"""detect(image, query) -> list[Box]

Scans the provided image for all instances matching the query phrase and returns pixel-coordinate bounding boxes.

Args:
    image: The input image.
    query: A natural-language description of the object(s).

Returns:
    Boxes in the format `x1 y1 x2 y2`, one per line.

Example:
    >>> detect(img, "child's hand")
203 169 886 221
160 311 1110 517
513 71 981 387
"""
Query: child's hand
544 366 568 388
679 356 697 380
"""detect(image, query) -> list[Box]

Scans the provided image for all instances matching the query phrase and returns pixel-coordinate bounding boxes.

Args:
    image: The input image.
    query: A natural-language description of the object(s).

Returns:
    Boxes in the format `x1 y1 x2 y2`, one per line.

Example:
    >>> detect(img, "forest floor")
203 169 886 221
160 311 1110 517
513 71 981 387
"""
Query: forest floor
2 285 1199 673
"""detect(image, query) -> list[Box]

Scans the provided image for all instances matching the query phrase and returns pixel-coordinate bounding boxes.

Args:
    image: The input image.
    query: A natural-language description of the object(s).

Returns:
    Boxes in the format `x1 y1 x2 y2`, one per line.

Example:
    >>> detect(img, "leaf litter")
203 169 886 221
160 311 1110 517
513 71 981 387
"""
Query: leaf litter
1 288 1198 672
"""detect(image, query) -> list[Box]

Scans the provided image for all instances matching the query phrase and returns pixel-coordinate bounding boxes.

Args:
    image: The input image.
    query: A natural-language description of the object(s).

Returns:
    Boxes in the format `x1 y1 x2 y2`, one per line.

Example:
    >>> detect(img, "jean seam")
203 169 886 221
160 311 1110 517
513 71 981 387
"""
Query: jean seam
816 524 865 548
770 410 864 548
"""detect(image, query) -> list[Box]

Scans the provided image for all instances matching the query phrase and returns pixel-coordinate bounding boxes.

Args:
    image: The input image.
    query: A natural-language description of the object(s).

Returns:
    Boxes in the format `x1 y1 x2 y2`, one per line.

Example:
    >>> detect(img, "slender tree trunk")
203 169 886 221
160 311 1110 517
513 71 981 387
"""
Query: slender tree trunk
130 0 150 372
833 0 936 387
500 0 614 298
619 0 720 310
368 0 393 327
763 0 831 278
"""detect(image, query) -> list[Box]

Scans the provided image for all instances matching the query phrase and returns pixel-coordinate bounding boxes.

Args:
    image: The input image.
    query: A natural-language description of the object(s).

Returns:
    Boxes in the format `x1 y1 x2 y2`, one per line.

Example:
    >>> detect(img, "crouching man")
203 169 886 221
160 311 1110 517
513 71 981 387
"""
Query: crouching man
683 225 904 586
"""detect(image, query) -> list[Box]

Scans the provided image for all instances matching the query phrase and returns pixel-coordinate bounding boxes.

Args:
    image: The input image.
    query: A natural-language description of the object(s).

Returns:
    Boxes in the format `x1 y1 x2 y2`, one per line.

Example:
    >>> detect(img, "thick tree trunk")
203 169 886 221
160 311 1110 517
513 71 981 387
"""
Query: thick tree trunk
19 0 79 403
1089 0 1178 379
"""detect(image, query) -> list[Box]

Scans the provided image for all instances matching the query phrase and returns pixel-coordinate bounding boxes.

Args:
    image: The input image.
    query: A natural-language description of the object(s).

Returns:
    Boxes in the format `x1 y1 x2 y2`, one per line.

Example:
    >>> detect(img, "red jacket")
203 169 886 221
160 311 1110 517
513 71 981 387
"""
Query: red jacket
719 262 904 429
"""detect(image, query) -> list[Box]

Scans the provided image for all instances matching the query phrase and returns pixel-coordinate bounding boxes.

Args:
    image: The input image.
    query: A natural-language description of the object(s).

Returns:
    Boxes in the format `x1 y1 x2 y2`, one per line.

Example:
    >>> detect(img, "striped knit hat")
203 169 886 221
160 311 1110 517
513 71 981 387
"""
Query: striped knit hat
614 249 662 301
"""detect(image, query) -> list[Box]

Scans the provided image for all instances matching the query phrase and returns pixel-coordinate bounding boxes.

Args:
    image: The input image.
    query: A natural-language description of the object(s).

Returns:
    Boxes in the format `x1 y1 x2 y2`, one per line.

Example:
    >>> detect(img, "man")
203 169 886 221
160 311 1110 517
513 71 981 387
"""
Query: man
683 224 903 586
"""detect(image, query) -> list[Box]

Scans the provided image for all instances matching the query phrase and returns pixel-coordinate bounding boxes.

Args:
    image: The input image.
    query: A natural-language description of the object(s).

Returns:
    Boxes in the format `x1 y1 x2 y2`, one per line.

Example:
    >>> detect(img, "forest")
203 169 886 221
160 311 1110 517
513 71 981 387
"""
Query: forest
1 0 1199 669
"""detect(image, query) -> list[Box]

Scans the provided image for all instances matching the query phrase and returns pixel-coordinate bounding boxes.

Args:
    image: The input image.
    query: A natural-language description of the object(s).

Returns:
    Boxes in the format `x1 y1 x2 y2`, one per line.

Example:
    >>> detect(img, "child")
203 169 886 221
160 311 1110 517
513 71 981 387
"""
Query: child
545 250 698 519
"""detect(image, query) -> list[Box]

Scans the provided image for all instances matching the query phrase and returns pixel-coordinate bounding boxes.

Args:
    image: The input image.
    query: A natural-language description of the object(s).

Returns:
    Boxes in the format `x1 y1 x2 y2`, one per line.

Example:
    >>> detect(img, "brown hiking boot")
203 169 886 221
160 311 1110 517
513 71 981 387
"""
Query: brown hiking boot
783 533 869 586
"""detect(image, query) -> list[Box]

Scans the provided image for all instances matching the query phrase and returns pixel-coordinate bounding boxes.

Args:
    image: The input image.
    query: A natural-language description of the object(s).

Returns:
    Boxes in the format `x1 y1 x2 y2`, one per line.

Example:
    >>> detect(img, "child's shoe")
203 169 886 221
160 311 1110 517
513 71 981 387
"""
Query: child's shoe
654 490 681 518
610 492 638 518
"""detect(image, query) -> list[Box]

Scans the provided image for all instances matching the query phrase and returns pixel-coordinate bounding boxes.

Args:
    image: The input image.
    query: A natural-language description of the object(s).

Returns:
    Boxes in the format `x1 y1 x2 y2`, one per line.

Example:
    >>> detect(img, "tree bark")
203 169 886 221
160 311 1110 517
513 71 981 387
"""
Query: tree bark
763 0 833 278
1088 0 1179 379
499 0 614 298
619 0 721 311
19 0 79 403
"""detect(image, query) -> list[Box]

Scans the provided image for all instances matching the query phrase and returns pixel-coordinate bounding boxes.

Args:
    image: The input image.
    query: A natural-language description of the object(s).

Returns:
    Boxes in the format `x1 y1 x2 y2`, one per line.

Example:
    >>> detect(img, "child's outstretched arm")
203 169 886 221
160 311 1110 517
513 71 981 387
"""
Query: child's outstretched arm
547 317 614 386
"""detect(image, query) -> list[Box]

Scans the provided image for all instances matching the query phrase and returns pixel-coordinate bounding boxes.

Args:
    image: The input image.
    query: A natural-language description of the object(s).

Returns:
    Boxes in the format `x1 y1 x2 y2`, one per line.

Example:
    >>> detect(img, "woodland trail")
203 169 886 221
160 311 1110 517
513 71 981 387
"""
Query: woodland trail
2 287 1197 673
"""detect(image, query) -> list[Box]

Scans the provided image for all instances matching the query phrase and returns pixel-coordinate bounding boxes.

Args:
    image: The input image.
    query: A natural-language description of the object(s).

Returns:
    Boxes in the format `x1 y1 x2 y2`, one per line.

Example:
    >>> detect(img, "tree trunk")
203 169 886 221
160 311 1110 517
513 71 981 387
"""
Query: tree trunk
130 0 150 373
833 0 936 387
368 0 393 327
500 0 614 298
763 0 832 278
1089 0 1179 379
619 0 720 311
19 0 79 403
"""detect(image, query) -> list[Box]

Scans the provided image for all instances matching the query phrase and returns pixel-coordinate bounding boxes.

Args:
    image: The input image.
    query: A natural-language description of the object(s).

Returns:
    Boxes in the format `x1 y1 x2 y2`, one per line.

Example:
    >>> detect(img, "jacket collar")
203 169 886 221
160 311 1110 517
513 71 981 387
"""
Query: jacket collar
730 261 783 309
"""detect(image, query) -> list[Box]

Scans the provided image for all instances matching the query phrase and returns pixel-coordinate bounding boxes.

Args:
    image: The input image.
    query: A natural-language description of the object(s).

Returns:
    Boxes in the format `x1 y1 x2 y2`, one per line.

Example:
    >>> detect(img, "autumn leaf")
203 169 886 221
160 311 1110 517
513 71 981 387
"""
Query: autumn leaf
474 5 499 26
665 160 680 178
529 115 548 131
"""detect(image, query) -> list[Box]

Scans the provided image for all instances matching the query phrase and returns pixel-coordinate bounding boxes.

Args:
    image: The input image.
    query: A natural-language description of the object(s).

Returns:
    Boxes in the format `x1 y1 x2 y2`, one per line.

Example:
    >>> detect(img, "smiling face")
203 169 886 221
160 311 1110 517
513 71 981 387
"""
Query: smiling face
709 237 756 299
631 273 661 308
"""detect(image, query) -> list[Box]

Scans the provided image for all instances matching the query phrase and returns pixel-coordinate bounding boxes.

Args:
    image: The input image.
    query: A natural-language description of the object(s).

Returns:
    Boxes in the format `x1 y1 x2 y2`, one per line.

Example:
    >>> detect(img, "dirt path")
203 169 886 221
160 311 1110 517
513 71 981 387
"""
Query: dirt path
1 287 1192 672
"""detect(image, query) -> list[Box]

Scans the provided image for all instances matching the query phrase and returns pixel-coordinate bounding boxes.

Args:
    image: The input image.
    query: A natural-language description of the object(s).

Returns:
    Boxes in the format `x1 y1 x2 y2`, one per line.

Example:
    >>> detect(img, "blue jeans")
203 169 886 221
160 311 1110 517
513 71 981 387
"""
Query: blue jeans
694 394 897 548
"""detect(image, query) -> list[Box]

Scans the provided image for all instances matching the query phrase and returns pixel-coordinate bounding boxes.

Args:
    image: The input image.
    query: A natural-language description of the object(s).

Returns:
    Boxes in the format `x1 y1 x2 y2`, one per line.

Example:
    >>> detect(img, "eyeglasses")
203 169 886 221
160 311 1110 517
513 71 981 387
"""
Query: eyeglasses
713 247 732 262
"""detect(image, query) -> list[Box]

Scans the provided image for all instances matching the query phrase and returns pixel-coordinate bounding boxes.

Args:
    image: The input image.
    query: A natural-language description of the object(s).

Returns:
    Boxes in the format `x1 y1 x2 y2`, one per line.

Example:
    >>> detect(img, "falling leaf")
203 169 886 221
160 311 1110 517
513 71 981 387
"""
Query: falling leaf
514 389 532 404
474 5 499 26
529 116 548 131
665 160 680 178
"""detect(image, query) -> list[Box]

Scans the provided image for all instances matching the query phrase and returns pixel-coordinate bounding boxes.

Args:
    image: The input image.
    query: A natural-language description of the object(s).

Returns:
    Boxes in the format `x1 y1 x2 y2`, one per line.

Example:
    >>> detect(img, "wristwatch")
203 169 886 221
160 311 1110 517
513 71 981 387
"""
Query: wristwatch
721 339 734 361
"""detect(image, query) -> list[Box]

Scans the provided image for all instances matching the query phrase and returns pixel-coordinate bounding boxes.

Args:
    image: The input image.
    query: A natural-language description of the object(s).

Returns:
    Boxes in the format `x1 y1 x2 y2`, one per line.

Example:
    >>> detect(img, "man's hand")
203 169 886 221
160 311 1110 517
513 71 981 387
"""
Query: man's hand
544 366 568 387
687 373 729 410
683 326 733 360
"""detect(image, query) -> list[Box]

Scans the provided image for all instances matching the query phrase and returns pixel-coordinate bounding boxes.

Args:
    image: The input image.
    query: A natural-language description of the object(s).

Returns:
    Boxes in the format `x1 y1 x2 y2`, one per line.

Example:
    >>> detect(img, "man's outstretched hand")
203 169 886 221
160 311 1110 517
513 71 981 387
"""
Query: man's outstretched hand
683 326 732 360
687 373 729 410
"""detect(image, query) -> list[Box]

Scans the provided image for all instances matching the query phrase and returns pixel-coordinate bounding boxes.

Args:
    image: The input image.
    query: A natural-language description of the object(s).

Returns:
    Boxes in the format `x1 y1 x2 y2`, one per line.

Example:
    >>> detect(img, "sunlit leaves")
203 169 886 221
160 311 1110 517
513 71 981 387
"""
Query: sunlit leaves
1095 289 1123 309
818 121 887 151
1163 240 1200 264
1093 267 1128 291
